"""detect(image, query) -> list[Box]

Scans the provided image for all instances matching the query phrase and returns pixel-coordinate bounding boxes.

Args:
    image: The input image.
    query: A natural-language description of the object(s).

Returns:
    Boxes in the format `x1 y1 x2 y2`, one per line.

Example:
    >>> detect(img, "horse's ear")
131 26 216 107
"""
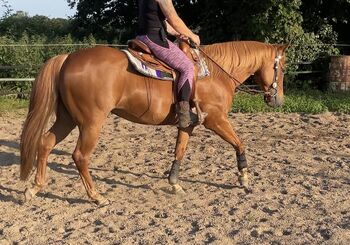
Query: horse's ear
282 43 291 53
274 44 290 54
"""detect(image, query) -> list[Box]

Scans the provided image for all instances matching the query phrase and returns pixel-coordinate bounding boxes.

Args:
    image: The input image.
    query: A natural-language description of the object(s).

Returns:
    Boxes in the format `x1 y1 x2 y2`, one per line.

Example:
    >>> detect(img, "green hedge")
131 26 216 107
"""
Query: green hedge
0 33 97 93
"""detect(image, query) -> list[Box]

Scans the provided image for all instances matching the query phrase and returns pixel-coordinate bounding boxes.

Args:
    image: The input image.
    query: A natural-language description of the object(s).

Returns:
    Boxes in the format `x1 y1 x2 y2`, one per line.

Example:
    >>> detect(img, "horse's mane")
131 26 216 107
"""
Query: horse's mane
203 41 276 75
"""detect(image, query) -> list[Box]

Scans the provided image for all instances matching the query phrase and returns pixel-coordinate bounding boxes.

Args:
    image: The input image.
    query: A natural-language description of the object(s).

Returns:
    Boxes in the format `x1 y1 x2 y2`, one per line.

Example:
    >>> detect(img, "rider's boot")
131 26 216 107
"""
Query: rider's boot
176 101 198 129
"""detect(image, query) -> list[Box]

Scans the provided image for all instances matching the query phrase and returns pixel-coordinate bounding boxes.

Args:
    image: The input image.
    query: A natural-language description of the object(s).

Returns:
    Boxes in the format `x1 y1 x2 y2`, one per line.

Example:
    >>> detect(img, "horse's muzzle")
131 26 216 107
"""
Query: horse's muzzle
264 93 284 108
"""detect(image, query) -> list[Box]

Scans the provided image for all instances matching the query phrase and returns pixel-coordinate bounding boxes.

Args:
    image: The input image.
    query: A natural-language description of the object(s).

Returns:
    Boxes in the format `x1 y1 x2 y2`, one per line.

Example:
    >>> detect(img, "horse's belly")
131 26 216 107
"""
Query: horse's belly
113 79 176 125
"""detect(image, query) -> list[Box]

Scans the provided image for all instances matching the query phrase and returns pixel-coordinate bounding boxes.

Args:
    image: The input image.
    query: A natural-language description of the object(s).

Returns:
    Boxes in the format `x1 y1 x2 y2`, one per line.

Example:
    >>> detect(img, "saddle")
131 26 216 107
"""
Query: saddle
126 39 201 77
124 39 209 125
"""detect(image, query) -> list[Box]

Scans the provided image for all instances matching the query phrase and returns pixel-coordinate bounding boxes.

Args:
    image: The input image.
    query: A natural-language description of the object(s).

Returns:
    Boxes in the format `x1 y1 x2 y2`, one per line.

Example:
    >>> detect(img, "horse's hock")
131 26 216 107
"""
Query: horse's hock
329 55 350 91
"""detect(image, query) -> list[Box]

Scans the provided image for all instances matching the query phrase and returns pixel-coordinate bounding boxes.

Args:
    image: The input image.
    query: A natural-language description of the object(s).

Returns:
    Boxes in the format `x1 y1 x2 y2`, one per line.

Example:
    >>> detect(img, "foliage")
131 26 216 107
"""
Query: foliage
323 92 350 113
301 0 350 42
0 0 12 19
0 11 99 94
65 1 342 75
0 97 28 115
1 90 349 115
188 0 340 84
232 90 350 114
67 0 137 43
0 33 97 93
0 0 349 94
0 33 43 92
0 11 73 41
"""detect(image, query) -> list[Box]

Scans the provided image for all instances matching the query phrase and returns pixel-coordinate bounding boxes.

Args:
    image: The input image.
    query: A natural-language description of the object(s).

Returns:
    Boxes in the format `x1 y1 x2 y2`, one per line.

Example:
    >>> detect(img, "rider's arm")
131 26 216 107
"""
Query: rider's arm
156 0 200 45
165 20 179 37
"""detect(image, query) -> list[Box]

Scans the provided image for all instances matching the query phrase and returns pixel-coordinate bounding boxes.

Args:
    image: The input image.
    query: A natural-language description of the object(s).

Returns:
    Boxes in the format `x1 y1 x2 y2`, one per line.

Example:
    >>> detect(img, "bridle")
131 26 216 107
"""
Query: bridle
264 52 285 102
194 43 284 97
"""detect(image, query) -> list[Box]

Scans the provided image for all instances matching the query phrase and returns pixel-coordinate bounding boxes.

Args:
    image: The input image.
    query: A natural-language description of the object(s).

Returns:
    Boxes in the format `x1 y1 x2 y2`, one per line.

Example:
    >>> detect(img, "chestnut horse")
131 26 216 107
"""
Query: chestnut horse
20 41 287 204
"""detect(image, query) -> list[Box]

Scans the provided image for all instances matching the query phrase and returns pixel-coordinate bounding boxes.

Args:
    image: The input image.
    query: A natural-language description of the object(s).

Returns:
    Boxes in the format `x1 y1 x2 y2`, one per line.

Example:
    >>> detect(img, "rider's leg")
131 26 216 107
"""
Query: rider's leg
136 36 197 128
176 80 197 128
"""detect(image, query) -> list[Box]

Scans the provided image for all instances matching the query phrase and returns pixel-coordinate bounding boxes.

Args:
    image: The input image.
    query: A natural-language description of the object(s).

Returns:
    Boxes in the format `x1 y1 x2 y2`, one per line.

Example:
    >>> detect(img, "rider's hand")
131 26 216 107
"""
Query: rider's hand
178 34 189 41
190 34 200 46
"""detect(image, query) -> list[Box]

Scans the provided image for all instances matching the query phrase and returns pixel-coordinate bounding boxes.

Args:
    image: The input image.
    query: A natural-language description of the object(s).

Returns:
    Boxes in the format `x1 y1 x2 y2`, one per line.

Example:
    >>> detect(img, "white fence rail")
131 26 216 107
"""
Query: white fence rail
0 78 35 82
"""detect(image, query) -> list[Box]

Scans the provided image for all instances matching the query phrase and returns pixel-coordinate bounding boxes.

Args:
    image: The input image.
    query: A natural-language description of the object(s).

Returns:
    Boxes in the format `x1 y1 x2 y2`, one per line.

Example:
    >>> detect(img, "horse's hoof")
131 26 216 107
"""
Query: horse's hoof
24 188 37 202
244 186 253 194
238 175 249 188
92 193 109 206
171 184 186 195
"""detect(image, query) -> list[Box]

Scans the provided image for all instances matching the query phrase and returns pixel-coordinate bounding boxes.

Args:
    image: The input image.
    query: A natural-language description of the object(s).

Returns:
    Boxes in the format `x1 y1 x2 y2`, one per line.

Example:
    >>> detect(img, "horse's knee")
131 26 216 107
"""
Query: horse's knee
72 150 85 170
38 144 50 155
203 116 218 129
37 139 53 159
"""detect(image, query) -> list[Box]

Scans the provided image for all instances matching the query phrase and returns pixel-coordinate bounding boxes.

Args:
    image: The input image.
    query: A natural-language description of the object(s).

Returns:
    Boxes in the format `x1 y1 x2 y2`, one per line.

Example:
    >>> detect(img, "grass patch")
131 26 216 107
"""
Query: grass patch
0 97 28 116
232 90 350 114
323 92 350 113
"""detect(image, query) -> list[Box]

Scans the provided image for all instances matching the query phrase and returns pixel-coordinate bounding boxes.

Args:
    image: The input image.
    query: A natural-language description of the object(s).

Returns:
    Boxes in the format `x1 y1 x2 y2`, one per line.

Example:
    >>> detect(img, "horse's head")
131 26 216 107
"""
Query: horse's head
254 44 288 108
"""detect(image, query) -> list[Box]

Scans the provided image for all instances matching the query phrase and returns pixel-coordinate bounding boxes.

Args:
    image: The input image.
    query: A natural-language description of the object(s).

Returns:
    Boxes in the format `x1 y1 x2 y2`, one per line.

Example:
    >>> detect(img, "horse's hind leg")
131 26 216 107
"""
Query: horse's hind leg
25 102 76 201
204 112 249 188
72 117 108 205
168 127 194 194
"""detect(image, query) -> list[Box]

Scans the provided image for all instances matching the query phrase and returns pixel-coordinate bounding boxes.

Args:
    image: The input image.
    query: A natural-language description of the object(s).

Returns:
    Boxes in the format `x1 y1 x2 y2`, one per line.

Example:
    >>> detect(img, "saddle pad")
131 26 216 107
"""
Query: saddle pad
122 49 210 81
122 50 173 81
194 49 211 79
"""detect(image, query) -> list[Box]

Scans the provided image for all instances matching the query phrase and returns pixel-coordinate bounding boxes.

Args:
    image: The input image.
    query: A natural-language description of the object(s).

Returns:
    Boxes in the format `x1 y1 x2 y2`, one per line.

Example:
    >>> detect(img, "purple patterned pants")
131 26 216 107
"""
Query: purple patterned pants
136 35 194 92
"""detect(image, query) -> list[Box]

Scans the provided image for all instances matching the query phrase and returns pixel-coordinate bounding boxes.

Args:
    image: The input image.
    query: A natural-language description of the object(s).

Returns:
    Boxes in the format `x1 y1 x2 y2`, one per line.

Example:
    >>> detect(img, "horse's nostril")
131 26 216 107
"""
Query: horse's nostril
264 94 272 103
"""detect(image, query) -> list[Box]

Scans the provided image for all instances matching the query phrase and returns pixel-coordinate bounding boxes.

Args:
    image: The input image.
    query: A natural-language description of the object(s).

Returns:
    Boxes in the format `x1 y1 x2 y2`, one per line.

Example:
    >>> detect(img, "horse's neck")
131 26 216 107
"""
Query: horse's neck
203 41 268 85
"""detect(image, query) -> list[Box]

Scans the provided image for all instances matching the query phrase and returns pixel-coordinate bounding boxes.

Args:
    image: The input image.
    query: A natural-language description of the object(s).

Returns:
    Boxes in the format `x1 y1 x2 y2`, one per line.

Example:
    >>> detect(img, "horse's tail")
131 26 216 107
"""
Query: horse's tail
20 54 68 181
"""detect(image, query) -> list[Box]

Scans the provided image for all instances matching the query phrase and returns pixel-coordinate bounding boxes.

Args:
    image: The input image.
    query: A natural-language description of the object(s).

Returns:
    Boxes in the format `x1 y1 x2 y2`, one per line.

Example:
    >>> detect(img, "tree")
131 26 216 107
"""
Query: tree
0 11 73 41
65 0 341 75
301 0 350 42
67 0 137 43
0 0 13 18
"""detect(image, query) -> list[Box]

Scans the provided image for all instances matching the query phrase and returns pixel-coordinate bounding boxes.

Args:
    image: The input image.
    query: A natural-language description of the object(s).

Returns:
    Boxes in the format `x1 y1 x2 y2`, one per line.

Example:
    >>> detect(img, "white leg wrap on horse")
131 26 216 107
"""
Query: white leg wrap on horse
238 168 249 187
172 184 186 194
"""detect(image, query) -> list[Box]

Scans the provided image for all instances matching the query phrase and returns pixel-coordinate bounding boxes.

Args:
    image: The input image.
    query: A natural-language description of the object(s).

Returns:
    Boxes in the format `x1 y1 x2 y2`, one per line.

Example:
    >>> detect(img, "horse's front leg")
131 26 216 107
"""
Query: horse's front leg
203 111 249 188
168 127 194 194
